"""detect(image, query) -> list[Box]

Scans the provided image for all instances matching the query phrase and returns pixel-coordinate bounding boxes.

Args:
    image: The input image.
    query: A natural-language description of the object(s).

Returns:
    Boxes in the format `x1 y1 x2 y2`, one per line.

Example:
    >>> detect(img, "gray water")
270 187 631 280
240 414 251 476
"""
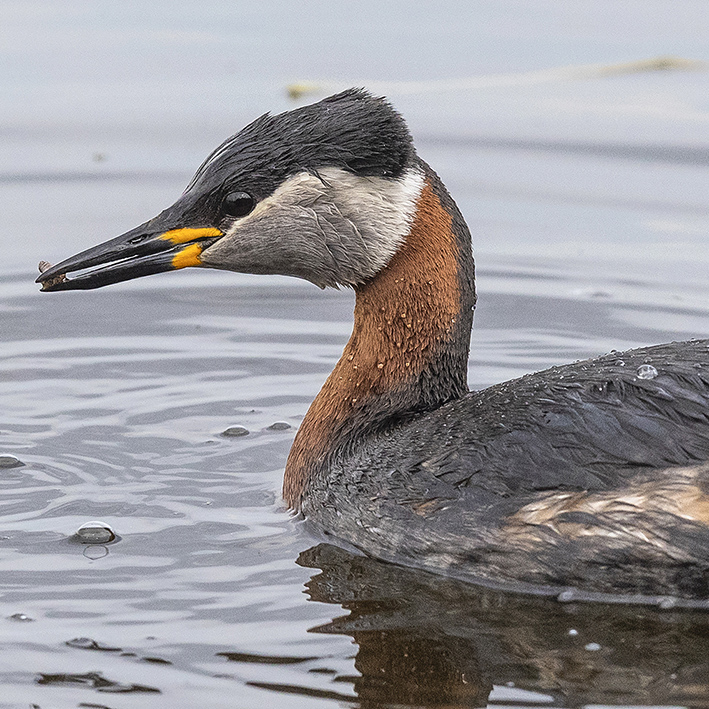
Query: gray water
2 2 709 707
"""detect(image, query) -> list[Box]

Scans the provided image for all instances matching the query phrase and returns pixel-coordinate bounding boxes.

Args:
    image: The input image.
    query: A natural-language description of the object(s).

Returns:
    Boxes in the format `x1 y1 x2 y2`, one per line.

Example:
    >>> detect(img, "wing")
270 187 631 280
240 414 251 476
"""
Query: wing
394 339 709 497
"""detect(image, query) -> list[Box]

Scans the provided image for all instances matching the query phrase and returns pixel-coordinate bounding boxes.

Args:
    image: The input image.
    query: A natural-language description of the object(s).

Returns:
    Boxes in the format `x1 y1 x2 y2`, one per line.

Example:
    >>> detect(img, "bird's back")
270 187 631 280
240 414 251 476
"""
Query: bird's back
304 339 709 600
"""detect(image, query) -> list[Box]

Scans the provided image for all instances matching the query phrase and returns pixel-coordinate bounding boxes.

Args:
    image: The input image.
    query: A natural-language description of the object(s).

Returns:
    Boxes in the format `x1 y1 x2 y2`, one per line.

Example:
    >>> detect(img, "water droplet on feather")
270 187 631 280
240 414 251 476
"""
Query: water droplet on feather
636 364 658 380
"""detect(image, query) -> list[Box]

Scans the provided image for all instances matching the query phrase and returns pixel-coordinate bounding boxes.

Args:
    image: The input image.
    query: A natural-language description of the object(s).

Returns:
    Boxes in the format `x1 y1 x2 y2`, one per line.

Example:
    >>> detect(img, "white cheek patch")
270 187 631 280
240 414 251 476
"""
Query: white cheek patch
220 166 425 286
312 166 425 277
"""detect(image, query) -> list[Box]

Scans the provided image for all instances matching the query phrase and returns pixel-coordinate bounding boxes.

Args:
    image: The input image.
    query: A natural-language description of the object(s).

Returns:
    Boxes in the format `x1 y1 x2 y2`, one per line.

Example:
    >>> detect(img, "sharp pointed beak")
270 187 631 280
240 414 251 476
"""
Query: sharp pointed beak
36 222 224 292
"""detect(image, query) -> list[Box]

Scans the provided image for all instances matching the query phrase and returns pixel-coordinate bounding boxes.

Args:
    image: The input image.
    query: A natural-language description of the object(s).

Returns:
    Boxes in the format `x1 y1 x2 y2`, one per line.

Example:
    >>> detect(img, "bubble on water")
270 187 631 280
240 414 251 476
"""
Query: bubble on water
221 426 249 438
584 642 602 651
7 613 34 622
614 360 625 367
557 590 576 603
568 628 578 636
267 421 291 431
658 596 678 610
573 288 611 299
66 637 121 652
141 656 172 665
83 545 109 560
35 670 159 693
636 364 658 380
0 454 24 469
74 521 116 544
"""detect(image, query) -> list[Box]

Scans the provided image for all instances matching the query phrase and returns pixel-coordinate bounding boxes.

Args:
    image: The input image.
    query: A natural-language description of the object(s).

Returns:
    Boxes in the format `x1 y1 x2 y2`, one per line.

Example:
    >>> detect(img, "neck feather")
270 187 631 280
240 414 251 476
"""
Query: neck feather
283 169 475 509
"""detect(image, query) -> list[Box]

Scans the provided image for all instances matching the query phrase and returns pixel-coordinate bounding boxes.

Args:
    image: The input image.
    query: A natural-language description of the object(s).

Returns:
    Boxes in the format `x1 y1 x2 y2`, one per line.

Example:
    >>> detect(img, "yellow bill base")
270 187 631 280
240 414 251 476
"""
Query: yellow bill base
160 227 223 245
172 243 206 269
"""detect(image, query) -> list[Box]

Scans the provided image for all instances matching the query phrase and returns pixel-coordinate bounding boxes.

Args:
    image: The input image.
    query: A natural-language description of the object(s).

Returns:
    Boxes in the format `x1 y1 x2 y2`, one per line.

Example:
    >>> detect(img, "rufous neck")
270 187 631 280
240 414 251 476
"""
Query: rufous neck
284 171 475 508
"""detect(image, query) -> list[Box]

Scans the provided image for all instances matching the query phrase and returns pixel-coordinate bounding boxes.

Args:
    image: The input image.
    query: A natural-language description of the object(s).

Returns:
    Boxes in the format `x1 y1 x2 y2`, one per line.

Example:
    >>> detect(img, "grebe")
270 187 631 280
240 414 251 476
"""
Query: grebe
37 90 709 601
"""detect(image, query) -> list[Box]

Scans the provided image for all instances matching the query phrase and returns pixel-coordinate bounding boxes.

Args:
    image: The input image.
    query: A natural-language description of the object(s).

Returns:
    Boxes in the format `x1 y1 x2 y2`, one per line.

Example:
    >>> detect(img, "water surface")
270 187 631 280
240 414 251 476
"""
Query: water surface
2 1 709 707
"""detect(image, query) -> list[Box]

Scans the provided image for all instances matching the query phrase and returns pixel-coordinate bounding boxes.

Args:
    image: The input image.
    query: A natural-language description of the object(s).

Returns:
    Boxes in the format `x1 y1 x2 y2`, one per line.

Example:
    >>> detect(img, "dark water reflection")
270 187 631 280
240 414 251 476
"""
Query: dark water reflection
299 543 709 708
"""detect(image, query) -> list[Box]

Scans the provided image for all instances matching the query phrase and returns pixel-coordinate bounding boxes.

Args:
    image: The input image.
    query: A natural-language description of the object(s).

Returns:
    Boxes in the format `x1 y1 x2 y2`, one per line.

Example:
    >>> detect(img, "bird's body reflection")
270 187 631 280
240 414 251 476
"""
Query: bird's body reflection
297 543 709 708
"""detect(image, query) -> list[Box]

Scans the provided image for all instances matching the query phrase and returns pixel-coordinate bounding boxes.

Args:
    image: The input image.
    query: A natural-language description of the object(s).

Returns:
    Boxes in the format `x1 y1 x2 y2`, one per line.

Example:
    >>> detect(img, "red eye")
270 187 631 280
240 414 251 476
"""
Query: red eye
222 192 255 218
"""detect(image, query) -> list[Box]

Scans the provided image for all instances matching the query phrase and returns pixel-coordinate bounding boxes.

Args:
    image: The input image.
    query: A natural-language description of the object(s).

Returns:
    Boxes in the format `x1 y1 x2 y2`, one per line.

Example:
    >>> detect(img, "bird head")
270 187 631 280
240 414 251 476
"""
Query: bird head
37 89 425 292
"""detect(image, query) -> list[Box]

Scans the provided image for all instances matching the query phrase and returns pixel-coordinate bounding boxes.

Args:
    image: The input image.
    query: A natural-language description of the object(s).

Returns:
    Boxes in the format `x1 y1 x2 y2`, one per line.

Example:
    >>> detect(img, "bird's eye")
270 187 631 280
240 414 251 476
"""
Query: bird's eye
221 191 255 218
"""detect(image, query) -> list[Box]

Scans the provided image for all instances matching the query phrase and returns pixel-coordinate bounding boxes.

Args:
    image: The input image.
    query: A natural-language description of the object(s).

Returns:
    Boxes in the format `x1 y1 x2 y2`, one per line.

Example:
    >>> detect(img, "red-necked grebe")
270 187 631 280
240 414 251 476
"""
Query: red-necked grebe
37 90 709 601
